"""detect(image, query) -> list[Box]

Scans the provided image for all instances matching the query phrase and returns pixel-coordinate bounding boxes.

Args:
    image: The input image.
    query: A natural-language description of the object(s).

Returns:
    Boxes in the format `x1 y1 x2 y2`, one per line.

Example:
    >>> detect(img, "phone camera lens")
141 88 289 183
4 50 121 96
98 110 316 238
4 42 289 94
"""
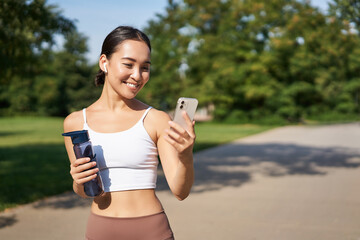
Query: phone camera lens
180 105 183 109
181 101 185 104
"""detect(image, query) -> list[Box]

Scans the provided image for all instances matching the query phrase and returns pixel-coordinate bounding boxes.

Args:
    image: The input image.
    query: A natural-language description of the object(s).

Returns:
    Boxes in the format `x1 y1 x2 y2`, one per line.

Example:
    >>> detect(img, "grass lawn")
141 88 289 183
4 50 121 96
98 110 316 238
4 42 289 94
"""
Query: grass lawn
0 117 276 212
193 122 275 152
0 117 68 212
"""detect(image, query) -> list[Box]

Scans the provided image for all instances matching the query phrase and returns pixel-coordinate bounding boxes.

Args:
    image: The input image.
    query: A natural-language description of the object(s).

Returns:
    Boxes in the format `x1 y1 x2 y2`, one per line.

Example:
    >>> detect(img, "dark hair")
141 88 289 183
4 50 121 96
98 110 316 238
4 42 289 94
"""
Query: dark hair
95 26 151 86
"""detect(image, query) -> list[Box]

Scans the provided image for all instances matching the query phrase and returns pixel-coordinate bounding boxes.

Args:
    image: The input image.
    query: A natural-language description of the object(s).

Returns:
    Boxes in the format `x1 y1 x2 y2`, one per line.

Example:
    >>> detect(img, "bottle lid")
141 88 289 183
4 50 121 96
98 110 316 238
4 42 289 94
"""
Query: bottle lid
62 130 90 144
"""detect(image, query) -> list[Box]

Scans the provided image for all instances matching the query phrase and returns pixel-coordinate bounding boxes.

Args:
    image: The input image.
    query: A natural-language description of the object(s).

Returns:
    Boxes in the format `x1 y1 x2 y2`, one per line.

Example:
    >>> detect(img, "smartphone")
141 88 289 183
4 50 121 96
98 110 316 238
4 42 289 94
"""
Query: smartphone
173 97 198 129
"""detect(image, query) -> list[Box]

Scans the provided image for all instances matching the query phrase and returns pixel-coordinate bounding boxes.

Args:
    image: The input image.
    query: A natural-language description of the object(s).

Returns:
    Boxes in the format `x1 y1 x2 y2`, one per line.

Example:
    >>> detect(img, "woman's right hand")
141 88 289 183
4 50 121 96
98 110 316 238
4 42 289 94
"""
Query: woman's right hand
70 157 99 186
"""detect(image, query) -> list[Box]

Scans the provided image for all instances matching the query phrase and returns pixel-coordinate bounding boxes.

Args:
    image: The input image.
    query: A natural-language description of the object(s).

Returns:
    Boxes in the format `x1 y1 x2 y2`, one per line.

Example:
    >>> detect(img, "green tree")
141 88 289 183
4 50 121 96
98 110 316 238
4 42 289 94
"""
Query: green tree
35 30 101 116
139 1 191 110
0 0 75 115
142 0 360 122
330 0 360 29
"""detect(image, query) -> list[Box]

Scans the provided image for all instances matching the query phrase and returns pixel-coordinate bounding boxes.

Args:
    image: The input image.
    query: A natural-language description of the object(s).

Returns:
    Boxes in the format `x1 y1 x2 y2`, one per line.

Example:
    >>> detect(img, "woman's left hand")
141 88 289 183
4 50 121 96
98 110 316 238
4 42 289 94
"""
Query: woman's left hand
164 111 196 160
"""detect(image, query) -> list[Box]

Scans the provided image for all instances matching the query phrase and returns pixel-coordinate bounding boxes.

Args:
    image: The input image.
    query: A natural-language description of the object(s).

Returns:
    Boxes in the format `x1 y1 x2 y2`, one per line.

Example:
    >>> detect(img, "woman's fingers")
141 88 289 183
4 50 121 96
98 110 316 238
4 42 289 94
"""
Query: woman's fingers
70 157 99 184
76 167 99 178
73 168 99 185
168 120 187 136
71 158 96 172
165 128 185 143
73 157 91 167
74 172 98 185
164 111 197 155
181 111 196 137
165 126 195 154
77 162 97 173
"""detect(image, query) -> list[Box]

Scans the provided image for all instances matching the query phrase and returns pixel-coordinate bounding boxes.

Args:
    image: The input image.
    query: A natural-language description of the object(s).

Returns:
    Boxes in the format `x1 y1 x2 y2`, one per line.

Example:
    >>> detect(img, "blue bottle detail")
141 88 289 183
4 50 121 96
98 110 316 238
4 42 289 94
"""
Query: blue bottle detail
62 130 102 197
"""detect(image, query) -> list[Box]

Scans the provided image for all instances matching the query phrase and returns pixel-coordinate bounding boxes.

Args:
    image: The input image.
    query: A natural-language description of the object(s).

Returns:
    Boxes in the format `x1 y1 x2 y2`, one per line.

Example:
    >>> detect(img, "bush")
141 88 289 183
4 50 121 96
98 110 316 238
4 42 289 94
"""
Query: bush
277 105 301 122
224 110 249 123
335 102 357 114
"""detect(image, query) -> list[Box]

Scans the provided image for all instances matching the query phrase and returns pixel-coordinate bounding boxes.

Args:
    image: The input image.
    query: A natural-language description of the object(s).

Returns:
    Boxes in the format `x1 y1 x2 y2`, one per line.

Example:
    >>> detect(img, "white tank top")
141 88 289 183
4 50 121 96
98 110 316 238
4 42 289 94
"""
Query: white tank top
82 107 158 192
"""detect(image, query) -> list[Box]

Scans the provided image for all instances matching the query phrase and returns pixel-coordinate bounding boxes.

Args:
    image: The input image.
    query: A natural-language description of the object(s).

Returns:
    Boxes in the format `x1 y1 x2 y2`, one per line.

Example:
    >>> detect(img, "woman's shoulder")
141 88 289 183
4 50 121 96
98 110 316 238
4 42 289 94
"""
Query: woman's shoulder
145 107 171 139
63 110 84 132
133 99 171 122
148 107 171 123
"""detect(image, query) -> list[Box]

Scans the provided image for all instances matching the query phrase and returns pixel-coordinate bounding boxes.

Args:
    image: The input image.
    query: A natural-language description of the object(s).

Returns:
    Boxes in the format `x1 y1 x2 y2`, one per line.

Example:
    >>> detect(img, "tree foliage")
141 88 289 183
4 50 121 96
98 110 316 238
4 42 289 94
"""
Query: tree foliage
2 0 360 123
330 0 360 29
0 0 100 116
0 0 74 82
139 0 360 122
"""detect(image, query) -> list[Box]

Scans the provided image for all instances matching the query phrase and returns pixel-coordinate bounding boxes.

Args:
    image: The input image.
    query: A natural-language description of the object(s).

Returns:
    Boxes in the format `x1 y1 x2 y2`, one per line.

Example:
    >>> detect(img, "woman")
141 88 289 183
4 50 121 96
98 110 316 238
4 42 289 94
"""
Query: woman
63 26 195 240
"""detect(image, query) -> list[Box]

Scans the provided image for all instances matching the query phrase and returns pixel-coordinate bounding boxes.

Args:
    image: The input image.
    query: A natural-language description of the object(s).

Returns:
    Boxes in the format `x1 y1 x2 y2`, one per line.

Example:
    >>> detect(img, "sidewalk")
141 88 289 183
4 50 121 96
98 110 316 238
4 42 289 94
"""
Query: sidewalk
1 123 360 239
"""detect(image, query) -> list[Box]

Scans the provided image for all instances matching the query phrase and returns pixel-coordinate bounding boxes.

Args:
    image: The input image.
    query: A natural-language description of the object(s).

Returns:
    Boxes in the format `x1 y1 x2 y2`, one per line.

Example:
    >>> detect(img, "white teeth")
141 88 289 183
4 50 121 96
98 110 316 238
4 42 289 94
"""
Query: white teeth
126 83 137 88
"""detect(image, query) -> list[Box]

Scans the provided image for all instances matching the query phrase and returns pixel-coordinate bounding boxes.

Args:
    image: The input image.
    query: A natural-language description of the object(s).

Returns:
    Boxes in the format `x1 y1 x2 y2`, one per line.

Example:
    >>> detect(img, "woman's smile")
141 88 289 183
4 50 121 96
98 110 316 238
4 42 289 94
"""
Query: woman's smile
122 81 140 90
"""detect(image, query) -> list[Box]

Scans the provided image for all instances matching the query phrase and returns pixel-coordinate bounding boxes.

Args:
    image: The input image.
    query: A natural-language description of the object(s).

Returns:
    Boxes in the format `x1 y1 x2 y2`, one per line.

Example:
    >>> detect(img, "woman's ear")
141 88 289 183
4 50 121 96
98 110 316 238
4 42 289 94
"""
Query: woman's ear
99 54 108 73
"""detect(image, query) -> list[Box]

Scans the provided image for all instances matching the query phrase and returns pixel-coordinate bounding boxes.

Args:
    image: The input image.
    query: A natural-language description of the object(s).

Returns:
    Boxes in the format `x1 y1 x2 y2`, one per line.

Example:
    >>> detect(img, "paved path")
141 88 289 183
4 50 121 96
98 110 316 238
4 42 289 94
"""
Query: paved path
1 123 360 239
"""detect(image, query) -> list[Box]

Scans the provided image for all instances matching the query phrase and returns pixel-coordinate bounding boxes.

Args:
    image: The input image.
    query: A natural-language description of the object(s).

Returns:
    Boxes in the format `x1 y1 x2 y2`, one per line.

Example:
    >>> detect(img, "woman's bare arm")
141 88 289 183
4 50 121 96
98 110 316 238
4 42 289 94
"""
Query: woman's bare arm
150 110 195 200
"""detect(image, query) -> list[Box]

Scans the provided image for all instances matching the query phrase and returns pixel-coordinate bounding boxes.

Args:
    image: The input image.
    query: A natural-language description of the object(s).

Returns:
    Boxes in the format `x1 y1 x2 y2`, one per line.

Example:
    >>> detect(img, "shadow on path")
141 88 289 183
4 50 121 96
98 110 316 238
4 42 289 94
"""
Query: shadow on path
157 142 360 193
0 215 17 228
33 192 92 209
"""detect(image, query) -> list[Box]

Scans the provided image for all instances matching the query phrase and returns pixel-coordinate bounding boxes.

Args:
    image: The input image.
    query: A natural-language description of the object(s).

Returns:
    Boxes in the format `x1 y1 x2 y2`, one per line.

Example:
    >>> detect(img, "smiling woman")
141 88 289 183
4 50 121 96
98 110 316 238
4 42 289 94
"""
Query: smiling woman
63 26 196 240
99 40 151 99
96 29 152 102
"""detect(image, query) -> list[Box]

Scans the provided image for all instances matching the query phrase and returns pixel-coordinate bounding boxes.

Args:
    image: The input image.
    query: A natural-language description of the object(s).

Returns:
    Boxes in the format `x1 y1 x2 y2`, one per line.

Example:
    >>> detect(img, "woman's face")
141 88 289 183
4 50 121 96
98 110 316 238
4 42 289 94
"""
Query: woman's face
103 40 151 99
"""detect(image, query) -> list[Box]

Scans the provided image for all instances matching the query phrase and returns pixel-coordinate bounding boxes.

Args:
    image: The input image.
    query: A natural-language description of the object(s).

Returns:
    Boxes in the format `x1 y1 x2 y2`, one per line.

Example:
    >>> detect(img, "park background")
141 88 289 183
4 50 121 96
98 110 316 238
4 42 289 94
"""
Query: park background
1 0 360 211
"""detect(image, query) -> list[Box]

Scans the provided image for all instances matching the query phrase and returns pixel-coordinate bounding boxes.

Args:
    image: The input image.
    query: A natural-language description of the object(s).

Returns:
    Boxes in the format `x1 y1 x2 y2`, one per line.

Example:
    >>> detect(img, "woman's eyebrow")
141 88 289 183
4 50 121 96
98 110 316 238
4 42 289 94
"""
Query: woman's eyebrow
121 57 151 64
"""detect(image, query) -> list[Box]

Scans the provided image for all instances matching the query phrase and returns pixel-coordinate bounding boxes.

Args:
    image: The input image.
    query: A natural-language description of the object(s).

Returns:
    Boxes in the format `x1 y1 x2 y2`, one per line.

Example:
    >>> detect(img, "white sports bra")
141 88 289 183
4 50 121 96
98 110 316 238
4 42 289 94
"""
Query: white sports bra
83 107 159 192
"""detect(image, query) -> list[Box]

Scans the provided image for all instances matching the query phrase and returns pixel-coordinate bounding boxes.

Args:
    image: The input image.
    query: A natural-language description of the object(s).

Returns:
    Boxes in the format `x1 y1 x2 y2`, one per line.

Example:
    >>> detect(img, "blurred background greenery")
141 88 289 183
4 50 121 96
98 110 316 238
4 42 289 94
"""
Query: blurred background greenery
1 0 360 123
1 0 360 210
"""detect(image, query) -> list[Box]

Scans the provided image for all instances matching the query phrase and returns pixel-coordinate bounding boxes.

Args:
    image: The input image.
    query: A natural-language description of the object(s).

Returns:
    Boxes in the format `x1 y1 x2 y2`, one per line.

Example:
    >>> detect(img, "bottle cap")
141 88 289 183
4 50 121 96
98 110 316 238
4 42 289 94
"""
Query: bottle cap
62 130 90 144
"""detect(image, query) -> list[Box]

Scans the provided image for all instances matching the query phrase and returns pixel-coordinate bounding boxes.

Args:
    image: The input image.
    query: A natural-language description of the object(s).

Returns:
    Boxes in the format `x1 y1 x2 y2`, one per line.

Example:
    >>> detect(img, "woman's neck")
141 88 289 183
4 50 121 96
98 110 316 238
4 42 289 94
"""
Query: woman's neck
97 82 134 111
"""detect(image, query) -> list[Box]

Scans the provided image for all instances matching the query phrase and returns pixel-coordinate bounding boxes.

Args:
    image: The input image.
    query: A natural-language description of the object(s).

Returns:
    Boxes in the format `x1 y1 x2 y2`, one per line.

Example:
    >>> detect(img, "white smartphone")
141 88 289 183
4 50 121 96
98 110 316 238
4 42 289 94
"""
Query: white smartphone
173 97 198 129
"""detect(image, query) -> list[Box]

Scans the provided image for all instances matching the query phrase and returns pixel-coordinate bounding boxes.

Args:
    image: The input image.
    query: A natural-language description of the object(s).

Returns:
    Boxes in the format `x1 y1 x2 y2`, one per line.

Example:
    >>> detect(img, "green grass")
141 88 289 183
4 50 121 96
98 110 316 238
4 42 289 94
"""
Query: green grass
194 122 275 152
0 117 69 211
304 112 360 125
0 117 275 212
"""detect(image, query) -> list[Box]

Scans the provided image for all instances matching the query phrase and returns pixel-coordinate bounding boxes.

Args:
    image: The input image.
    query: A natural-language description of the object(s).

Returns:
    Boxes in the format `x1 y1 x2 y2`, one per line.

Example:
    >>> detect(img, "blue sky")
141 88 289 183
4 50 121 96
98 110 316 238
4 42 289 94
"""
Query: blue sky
48 0 331 64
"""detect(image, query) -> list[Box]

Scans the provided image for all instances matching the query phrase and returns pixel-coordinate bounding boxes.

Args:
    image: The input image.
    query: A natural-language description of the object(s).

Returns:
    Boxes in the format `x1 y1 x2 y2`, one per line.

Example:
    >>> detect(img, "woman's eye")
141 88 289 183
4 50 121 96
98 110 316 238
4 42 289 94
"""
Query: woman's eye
142 66 150 71
123 63 132 68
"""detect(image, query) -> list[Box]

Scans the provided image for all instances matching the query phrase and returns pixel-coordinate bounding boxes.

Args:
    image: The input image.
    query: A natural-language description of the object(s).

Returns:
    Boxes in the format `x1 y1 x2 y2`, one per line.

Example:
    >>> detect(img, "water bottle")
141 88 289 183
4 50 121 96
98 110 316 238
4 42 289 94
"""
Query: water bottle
62 130 102 197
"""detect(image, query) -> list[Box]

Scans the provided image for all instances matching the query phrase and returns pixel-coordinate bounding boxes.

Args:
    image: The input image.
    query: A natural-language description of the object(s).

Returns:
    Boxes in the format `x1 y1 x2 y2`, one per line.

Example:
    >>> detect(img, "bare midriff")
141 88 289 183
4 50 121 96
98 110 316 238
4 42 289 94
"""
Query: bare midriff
91 189 164 218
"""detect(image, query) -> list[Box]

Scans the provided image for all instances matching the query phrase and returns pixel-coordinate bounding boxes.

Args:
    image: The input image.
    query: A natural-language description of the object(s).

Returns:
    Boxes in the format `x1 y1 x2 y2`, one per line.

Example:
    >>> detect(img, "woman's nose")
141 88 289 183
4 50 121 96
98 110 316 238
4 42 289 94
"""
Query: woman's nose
131 68 141 81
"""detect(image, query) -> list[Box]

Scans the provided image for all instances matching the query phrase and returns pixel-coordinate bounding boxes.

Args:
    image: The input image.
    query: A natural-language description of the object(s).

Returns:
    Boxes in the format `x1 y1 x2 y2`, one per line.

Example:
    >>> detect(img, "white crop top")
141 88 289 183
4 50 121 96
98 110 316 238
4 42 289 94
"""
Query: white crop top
83 107 159 192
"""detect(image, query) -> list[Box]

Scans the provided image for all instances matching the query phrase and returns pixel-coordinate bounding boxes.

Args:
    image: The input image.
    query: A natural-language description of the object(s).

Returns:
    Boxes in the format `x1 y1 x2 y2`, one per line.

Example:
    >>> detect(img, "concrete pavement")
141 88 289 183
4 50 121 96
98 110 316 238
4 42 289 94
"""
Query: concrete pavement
1 123 360 239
